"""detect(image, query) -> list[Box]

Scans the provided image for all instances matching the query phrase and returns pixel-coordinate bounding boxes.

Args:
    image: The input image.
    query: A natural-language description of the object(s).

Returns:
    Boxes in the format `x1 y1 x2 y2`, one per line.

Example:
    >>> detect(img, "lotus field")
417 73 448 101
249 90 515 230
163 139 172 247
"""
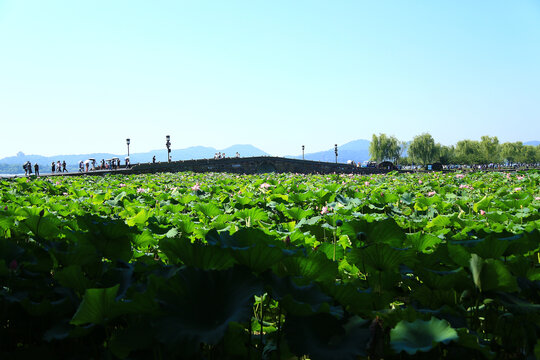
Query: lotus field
1 171 540 359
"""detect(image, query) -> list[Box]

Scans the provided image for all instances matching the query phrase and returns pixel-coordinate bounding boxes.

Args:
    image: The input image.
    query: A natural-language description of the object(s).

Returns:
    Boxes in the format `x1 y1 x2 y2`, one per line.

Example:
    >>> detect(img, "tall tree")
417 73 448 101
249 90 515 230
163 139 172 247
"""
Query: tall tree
455 140 481 165
408 133 438 166
369 133 386 163
501 142 523 163
479 135 500 164
437 144 455 165
369 134 402 163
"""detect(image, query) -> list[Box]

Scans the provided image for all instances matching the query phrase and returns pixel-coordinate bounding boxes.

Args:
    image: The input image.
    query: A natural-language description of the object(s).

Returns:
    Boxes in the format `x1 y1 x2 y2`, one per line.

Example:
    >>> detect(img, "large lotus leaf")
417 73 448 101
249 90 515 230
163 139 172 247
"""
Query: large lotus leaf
232 243 286 273
194 203 222 218
205 228 244 248
285 207 314 221
408 232 442 253
70 285 120 325
325 282 374 315
153 267 263 346
232 227 276 247
340 218 405 247
416 268 469 291
425 215 451 230
234 207 269 223
469 254 518 293
390 317 458 355
414 197 430 211
284 314 369 360
473 195 494 213
55 265 93 293
159 237 236 270
470 235 510 259
279 251 338 283
317 242 345 261
84 219 134 262
447 243 471 267
347 243 404 273
20 213 62 239
267 274 338 316
126 208 150 227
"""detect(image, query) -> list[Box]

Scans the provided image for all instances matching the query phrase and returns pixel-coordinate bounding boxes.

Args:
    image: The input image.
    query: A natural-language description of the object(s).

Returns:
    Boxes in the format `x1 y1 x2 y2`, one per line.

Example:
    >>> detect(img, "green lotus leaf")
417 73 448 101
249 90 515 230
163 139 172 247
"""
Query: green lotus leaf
70 285 120 325
285 207 314 221
347 243 404 273
153 267 263 347
470 254 518 293
267 274 338 316
284 314 369 360
160 237 236 270
126 208 150 227
194 203 222 218
235 207 269 223
390 317 458 355
280 251 338 283
408 232 442 253
231 242 287 273
470 235 510 259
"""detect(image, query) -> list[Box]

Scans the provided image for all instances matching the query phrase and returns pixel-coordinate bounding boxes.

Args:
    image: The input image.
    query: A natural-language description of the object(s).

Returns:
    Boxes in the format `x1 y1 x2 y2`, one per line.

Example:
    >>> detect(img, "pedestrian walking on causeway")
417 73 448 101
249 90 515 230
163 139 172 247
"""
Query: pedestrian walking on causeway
152 155 156 164
27 162 32 175
23 162 28 176
51 162 55 173
62 161 68 172
56 161 61 173
34 163 39 176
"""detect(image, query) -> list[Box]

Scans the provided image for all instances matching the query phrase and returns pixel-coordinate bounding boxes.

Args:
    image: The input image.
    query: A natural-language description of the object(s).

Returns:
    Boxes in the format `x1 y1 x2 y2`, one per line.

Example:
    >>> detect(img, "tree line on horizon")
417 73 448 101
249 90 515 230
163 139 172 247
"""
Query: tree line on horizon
369 133 540 166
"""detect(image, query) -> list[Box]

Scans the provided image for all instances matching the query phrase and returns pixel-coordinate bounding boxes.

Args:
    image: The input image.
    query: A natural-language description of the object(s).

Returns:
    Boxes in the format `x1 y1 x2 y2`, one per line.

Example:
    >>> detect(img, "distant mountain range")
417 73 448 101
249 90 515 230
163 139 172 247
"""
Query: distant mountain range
1 140 538 174
287 139 372 164
0 144 269 174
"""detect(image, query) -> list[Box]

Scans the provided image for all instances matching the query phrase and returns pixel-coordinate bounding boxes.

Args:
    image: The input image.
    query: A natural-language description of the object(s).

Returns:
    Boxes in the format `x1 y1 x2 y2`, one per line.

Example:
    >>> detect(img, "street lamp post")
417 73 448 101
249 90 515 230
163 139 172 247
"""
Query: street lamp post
166 135 171 162
334 144 338 164
302 145 305 160
126 138 130 157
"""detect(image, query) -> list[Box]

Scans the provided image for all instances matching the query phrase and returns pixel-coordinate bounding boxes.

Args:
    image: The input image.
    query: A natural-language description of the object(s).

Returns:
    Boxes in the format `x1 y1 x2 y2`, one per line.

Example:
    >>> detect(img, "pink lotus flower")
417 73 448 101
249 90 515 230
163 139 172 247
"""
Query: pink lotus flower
535 197 540 201
191 183 200 191
321 206 329 215
514 187 522 192
137 187 146 193
119 183 126 187
418 180 423 184
260 183 271 190
427 191 436 197
364 181 370 186
517 176 524 180
480 210 486 216
455 174 464 179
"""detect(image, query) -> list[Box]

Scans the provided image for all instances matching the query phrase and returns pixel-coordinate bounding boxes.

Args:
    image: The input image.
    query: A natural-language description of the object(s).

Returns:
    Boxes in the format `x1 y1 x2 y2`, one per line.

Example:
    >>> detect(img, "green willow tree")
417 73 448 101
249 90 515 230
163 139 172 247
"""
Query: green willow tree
408 133 438 166
369 134 404 164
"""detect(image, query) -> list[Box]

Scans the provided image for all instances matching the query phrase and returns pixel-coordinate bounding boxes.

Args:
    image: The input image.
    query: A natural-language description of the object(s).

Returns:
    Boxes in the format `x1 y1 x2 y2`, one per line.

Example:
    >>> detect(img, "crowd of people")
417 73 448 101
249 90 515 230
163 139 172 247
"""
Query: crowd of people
213 152 241 159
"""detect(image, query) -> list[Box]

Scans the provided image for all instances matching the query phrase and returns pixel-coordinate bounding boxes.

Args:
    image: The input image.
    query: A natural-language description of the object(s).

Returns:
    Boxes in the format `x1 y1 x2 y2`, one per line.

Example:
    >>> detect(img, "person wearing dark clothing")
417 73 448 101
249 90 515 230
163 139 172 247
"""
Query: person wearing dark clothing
34 163 39 176
152 155 156 164
62 161 68 172
51 162 55 173
27 162 32 175
23 163 28 176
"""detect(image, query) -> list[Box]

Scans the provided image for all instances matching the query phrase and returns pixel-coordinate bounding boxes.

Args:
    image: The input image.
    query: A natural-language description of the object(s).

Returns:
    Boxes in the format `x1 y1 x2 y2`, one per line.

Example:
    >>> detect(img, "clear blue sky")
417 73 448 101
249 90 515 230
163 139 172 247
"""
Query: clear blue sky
1 0 539 158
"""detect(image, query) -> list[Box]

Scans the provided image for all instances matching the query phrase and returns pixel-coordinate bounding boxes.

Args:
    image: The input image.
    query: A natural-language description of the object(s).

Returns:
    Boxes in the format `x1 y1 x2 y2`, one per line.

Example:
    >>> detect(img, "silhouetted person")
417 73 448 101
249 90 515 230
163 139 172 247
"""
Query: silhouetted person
34 163 39 176
152 155 156 164
51 162 55 173
62 161 68 172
